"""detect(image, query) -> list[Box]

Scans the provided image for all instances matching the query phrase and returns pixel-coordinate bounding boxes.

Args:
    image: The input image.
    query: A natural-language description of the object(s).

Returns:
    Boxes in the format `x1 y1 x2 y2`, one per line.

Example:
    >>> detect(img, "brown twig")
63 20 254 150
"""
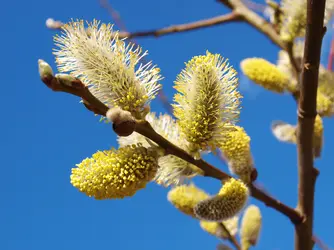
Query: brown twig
45 12 241 39
294 0 326 249
218 223 241 250
117 12 242 39
49 1 283 50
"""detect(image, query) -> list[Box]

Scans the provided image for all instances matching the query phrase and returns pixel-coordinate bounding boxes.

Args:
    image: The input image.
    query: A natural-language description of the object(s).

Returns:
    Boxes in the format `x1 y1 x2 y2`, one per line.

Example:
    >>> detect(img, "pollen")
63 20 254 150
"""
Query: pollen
70 144 158 199
240 58 289 93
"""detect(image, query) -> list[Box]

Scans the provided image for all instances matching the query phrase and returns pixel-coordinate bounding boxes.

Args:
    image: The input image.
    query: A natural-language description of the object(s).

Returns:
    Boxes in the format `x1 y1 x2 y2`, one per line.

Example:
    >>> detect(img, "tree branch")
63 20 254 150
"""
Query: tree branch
295 0 326 249
39 73 302 224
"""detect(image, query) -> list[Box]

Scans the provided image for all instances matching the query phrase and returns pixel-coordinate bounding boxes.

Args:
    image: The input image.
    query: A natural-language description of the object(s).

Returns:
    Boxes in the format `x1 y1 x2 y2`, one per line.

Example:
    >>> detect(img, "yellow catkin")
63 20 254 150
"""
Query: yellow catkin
240 58 288 93
194 178 249 221
173 51 241 154
70 144 158 199
317 90 334 117
167 184 209 217
240 205 262 250
220 125 254 183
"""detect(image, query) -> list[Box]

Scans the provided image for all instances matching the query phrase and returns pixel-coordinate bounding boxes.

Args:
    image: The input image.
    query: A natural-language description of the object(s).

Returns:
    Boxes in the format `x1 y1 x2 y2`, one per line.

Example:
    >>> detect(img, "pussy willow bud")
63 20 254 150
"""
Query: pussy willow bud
240 205 262 249
240 58 288 93
167 184 209 218
107 107 136 136
194 178 249 221
38 59 54 80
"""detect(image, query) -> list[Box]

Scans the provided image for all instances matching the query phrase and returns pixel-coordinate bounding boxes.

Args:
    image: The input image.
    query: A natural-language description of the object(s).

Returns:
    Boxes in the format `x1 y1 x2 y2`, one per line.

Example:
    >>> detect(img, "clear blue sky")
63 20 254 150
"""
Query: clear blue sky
3 0 334 249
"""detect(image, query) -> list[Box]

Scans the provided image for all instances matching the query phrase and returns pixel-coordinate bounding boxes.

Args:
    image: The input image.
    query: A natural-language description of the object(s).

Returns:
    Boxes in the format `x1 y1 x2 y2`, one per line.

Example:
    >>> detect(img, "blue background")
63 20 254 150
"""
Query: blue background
3 0 334 249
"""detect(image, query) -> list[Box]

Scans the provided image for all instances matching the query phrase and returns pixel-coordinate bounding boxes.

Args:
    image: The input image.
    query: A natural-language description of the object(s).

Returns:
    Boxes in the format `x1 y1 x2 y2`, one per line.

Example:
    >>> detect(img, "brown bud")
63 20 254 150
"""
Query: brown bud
107 107 136 137
250 168 258 182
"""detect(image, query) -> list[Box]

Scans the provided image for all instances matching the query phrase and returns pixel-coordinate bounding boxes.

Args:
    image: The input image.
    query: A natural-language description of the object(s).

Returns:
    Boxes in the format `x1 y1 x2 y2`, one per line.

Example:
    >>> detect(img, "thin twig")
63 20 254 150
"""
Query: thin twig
295 0 326 249
117 12 242 39
99 0 127 31
313 235 334 250
218 223 241 250
49 1 283 49
286 42 301 76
